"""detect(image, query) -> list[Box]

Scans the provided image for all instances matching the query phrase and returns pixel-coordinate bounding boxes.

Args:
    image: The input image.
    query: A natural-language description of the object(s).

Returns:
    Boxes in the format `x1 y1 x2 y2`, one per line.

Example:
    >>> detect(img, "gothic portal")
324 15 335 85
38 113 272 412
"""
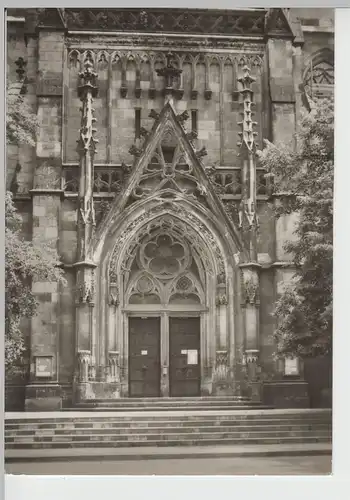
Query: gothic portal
6 8 334 410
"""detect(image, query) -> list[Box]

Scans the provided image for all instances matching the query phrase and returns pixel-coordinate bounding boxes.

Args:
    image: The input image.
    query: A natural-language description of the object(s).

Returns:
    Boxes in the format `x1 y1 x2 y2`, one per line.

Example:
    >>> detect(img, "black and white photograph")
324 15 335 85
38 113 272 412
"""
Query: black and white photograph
4 6 334 477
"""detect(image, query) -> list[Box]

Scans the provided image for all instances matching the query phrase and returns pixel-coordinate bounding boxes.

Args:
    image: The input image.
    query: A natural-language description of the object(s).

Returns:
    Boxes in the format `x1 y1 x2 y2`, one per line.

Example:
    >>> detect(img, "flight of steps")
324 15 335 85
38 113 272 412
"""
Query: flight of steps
5 408 332 450
69 396 270 412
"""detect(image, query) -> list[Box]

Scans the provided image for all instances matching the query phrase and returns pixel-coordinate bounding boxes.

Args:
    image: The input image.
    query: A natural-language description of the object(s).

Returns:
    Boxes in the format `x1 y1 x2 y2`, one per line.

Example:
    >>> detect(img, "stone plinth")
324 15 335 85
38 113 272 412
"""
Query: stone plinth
24 384 62 411
75 382 121 402
262 380 310 408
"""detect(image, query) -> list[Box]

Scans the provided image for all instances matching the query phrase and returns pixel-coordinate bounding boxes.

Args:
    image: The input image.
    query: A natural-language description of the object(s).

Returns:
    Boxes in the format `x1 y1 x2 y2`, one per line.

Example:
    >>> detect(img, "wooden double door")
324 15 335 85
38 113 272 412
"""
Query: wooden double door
128 316 200 398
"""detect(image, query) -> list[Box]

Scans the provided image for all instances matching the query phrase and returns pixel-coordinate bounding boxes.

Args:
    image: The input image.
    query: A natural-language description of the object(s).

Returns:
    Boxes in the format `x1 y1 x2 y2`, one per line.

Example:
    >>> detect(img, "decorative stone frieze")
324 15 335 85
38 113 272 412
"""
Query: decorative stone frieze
63 8 266 36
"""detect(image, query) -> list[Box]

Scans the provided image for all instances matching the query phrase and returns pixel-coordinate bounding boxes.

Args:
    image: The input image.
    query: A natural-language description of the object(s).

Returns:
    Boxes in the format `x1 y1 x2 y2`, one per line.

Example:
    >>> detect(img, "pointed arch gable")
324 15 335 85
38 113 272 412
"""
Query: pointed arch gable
89 99 247 261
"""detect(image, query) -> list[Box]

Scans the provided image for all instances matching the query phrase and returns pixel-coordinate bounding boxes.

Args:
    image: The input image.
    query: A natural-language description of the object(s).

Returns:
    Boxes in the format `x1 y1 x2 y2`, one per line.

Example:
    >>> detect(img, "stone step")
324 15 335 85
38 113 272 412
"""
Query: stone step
73 400 264 407
71 404 272 412
78 396 253 403
6 411 331 425
6 430 331 444
5 435 331 450
5 422 331 437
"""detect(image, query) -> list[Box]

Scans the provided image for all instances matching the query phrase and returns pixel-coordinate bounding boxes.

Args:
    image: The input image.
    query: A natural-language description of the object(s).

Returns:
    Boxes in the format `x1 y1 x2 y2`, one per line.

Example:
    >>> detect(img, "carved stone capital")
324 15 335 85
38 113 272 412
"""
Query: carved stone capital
216 294 228 306
77 350 91 382
244 349 259 364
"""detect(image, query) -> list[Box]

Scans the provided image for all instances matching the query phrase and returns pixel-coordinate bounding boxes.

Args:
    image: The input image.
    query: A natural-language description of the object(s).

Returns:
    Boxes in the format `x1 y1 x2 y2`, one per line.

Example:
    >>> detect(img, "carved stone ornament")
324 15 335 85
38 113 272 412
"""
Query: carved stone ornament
176 110 189 124
34 164 61 190
108 205 226 282
216 294 228 306
63 9 266 36
77 350 91 382
109 287 120 306
77 61 98 154
108 351 120 383
129 144 142 157
149 109 160 120
213 350 229 383
195 146 207 159
237 65 258 152
76 270 95 304
241 268 260 305
244 349 259 364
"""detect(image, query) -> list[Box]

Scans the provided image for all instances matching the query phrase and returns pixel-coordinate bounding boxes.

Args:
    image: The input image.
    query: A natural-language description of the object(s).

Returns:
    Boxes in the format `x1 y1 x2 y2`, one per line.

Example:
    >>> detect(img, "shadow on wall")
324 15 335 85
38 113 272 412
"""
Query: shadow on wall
303 356 332 409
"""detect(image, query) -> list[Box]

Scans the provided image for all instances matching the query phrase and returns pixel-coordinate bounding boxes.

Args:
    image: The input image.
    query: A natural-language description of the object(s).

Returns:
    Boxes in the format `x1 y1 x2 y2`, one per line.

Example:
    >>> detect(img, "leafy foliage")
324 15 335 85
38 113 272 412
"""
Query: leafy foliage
257 98 333 358
5 193 65 372
7 83 38 147
6 84 63 374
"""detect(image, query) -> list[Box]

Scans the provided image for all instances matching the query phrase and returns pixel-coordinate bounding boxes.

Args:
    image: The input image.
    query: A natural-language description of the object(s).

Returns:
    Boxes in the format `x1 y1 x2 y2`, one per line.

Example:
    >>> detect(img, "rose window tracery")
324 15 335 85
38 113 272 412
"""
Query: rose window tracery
140 233 190 278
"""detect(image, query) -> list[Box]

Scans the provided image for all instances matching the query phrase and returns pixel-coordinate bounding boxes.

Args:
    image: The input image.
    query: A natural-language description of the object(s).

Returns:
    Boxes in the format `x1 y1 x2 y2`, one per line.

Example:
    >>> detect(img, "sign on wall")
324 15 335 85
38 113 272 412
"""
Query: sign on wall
284 357 300 376
35 356 54 378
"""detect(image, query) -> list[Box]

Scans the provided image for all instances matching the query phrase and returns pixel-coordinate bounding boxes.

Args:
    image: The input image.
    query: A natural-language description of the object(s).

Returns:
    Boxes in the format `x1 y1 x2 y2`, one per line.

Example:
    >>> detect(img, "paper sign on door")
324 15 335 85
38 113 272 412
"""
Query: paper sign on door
181 349 188 355
187 349 198 365
141 350 148 355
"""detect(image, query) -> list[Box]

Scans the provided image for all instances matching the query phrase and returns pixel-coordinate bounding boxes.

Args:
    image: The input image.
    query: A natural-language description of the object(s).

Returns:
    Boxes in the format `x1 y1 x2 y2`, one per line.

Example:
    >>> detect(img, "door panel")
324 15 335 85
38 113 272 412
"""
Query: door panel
129 317 160 397
169 317 200 397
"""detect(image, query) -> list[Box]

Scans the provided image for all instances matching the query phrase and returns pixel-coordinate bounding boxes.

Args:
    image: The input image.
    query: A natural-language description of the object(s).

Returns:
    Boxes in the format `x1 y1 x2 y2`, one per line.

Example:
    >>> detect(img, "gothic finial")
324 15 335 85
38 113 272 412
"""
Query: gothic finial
156 52 182 97
237 65 257 152
78 61 98 99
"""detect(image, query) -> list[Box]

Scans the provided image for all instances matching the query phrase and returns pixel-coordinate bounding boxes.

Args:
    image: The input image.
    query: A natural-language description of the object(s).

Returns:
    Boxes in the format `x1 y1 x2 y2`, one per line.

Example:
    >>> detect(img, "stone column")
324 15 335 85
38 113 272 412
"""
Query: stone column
73 60 99 393
25 27 65 411
236 65 261 400
108 284 119 353
107 351 121 399
212 277 231 395
160 312 169 397
240 263 261 401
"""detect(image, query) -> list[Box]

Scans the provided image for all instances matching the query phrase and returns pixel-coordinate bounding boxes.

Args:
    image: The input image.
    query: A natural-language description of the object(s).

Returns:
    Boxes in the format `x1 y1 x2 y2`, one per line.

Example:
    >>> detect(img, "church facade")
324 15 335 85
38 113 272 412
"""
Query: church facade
6 8 334 411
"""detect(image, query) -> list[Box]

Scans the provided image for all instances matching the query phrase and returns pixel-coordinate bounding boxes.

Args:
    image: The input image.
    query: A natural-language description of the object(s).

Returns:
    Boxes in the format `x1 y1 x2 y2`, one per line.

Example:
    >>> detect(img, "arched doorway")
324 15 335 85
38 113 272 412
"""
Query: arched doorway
100 205 237 398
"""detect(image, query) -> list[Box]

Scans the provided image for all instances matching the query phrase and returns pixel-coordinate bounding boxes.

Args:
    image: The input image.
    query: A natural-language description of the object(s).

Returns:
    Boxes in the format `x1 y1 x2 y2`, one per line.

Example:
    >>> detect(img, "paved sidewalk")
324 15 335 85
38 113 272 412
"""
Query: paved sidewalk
5 442 332 462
